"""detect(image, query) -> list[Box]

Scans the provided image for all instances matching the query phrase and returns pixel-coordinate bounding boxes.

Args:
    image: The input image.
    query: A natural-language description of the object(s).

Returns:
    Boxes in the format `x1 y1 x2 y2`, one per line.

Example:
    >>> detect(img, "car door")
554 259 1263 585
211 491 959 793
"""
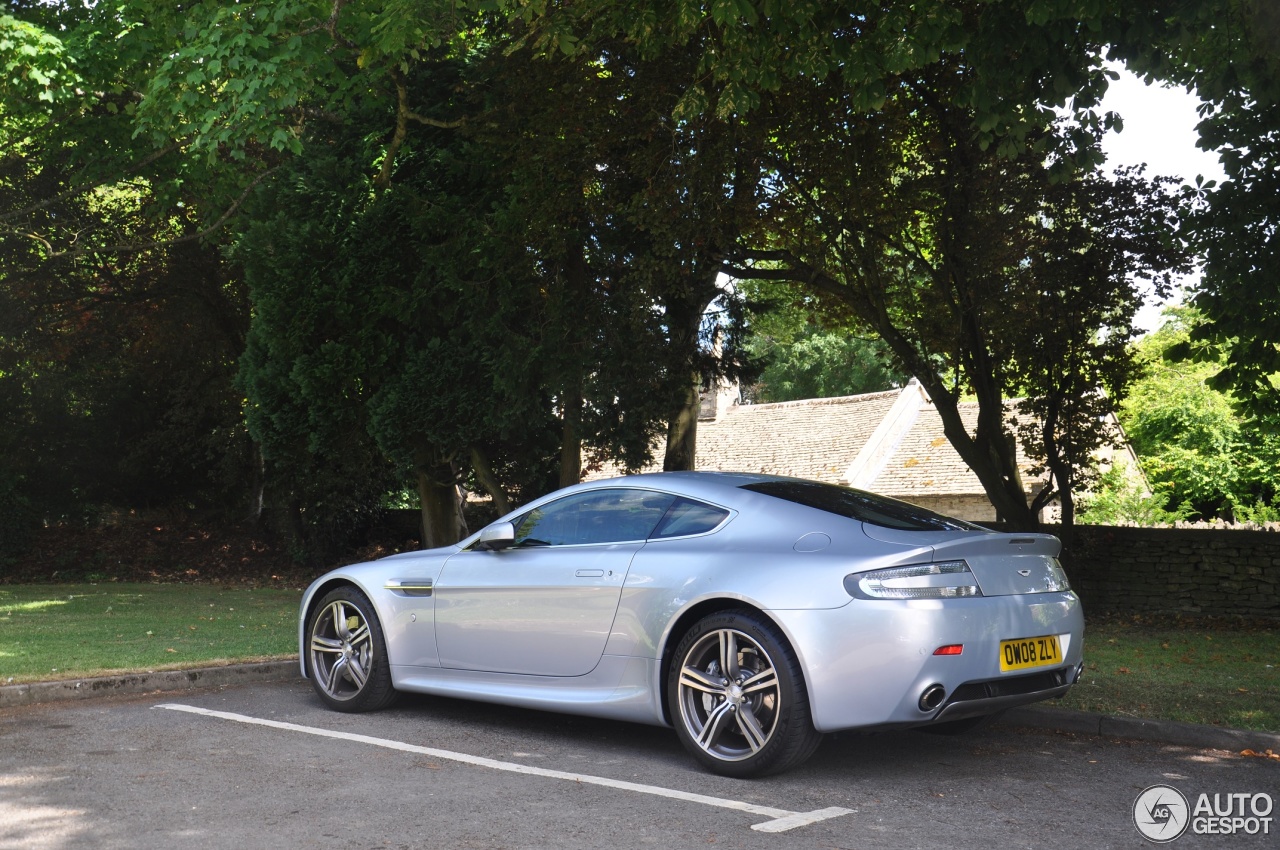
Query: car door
434 488 675 676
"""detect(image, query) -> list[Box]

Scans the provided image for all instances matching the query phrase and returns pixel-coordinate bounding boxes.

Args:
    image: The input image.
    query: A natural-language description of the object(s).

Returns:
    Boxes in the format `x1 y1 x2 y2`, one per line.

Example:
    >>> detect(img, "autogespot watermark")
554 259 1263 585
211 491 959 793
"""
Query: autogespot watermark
1133 784 1274 842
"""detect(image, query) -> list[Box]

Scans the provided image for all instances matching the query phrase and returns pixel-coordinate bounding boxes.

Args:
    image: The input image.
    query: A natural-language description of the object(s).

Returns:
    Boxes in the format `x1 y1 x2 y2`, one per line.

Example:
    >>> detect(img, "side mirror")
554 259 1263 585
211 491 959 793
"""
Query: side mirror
476 522 516 551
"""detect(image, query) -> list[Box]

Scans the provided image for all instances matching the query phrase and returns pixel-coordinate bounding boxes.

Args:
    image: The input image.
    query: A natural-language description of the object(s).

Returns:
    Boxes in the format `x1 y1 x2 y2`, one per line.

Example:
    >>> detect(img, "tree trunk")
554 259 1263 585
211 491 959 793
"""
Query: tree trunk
663 370 701 471
1057 482 1076 544
415 448 462 549
559 388 583 488
557 233 589 487
247 443 265 524
661 272 720 473
929 384 1040 531
469 446 512 517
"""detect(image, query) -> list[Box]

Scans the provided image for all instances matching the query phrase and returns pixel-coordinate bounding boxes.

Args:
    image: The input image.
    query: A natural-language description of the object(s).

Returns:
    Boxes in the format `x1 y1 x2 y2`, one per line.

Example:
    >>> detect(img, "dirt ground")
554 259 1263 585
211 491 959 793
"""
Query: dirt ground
0 513 417 587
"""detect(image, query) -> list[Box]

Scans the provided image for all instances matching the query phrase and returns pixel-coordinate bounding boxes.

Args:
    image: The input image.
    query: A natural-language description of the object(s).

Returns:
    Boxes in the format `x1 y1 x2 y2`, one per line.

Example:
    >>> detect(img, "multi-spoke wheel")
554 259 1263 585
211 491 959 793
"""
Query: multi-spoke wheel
668 610 822 777
306 586 397 712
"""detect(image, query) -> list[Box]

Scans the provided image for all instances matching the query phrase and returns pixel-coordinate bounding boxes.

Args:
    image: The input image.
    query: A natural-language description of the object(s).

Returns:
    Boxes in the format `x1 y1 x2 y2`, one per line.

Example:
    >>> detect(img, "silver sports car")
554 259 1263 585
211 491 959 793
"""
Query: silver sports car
299 471 1084 777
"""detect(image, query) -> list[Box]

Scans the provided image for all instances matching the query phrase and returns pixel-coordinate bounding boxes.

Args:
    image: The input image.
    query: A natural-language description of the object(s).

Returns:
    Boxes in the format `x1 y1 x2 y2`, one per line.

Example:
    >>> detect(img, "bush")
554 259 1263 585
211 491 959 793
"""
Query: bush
0 470 40 568
1078 465 1194 526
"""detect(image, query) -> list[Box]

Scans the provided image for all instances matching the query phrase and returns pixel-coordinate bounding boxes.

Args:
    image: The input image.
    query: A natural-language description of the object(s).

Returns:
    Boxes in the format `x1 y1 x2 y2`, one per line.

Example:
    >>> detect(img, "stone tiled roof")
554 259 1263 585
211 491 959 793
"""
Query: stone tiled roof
584 384 1129 511
870 400 1042 496
694 391 902 483
582 390 901 484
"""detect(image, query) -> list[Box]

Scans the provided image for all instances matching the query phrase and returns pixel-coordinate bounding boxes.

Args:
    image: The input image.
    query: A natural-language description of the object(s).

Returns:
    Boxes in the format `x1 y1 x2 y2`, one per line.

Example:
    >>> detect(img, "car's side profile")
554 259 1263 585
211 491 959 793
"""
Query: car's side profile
300 471 1084 776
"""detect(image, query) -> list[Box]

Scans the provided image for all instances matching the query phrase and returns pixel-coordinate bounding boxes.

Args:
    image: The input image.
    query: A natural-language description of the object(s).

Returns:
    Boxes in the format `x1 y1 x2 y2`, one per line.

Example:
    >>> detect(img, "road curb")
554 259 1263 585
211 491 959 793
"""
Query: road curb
0 660 300 709
1005 705 1280 753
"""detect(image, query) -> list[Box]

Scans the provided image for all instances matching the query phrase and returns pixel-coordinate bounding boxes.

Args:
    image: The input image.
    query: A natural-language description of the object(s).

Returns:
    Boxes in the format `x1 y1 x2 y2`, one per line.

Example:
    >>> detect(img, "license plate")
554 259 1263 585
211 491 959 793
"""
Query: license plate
999 635 1062 671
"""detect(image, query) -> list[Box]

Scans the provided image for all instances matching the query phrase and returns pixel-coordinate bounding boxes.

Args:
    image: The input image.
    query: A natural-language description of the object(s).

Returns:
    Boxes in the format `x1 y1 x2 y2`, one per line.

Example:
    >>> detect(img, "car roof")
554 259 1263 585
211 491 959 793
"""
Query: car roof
574 470 802 506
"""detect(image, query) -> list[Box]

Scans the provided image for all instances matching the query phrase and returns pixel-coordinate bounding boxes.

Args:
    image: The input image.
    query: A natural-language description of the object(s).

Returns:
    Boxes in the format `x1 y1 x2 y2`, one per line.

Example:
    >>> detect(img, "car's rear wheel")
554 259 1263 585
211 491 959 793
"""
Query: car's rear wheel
306 586 397 712
668 610 822 777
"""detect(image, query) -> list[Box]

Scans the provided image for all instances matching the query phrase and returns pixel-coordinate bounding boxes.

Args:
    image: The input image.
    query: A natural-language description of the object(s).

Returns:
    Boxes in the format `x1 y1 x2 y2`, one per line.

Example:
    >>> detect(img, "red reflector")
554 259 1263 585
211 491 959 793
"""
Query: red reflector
933 644 964 656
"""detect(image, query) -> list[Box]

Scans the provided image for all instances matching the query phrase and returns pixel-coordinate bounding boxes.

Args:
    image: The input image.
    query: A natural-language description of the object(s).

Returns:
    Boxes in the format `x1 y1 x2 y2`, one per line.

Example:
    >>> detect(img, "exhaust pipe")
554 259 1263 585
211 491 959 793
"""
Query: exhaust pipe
918 684 946 712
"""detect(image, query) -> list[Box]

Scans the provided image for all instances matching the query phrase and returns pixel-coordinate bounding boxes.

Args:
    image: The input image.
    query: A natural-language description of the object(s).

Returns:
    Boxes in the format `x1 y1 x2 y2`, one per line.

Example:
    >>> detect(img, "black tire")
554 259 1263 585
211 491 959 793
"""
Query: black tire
667 609 823 778
306 586 398 712
918 710 1007 736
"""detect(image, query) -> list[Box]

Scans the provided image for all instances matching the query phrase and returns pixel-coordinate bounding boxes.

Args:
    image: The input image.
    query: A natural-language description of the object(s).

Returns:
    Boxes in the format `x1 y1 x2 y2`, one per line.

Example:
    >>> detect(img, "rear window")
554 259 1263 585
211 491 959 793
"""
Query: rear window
740 480 979 531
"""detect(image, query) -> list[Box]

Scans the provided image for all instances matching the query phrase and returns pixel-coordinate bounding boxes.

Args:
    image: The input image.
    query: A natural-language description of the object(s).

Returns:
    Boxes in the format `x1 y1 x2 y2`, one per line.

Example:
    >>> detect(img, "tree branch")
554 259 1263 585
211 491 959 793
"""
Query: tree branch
377 67 464 189
0 142 183 225
40 167 278 260
292 0 358 50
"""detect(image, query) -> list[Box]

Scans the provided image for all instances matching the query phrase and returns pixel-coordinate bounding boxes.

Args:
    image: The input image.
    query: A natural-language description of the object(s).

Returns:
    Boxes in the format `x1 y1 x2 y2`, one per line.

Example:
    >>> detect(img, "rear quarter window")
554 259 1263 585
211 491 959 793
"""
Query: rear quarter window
650 497 730 539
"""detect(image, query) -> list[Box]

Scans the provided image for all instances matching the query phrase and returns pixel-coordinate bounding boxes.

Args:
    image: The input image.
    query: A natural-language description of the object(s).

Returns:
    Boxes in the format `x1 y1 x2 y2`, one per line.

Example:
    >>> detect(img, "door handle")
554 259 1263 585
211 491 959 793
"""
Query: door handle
574 569 605 578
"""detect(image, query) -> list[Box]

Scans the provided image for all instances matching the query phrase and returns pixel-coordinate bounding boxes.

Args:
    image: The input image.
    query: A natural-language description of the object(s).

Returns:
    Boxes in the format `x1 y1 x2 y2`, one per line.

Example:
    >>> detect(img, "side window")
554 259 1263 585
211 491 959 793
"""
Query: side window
650 497 730 539
513 489 675 547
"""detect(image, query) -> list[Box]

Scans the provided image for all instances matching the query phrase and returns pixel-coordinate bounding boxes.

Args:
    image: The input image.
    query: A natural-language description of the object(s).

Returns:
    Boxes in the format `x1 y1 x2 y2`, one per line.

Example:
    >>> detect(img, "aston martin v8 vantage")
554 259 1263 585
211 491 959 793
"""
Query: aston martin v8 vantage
299 471 1084 777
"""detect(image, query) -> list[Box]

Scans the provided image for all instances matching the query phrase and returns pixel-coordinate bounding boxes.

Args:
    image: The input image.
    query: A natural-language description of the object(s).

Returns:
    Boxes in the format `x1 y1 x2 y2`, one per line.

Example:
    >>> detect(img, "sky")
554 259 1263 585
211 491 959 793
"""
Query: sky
1095 63 1227 334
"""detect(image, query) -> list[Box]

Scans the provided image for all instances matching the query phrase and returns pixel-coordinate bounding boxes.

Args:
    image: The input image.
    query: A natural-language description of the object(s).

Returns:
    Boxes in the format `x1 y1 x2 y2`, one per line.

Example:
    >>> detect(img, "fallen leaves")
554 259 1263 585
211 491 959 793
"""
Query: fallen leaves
3 512 307 586
1240 749 1280 761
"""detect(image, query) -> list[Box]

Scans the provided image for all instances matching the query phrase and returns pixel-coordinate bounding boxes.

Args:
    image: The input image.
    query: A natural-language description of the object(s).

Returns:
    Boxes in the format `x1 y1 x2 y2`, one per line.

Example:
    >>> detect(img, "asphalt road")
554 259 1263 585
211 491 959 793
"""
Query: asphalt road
2 680 1276 850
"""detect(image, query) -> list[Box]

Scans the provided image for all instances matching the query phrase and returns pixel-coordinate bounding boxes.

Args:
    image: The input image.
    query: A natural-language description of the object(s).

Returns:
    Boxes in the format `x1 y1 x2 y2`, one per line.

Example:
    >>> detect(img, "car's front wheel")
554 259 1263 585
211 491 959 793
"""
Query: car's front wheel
668 610 822 777
306 586 397 712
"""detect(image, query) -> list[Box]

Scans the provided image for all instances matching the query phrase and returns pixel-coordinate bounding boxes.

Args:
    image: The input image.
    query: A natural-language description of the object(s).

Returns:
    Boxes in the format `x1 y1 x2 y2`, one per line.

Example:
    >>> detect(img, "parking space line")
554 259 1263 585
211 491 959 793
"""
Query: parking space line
155 703 853 833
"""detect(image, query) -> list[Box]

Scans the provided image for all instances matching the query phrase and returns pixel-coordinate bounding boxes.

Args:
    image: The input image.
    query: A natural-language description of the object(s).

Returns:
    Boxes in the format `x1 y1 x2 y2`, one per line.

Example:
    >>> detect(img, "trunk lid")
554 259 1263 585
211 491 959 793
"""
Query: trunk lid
861 525 1066 596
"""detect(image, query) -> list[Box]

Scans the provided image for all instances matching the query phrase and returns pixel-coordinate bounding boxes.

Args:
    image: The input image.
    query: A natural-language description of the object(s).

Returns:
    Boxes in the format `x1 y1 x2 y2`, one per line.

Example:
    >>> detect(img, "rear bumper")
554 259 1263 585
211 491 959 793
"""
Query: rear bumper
769 591 1084 732
930 662 1084 723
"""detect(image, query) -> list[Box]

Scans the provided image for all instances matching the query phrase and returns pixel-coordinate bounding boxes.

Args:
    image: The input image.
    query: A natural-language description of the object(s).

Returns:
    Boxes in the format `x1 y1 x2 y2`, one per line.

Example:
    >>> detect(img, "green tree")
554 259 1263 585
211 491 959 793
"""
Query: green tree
0 125 256 532
1120 307 1280 522
4 0 1256 554
1076 465 1193 526
727 64 1187 530
1115 0 1280 422
739 281 905 403
234 77 556 553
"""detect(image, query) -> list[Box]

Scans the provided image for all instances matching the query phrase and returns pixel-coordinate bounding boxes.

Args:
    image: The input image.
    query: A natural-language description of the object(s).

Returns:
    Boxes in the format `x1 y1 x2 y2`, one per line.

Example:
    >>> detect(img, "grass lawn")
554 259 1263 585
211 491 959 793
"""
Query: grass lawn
1056 615 1279 732
0 584 300 684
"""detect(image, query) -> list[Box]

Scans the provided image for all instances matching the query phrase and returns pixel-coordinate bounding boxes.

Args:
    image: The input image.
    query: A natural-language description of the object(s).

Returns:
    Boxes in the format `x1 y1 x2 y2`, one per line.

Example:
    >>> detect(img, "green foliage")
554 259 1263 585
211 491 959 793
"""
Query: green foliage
1233 499 1280 524
1116 0 1280 422
1119 307 1280 522
740 281 906 402
4 0 1276 556
234 66 564 554
0 468 39 567
728 61 1188 529
0 13 80 106
0 124 257 523
752 330 902 403
1077 464 1193 526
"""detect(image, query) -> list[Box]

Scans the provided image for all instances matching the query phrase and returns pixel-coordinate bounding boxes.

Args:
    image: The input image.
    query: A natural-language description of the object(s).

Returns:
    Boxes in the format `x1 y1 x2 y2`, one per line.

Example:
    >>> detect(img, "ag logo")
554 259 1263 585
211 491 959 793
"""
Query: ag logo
1134 784 1190 842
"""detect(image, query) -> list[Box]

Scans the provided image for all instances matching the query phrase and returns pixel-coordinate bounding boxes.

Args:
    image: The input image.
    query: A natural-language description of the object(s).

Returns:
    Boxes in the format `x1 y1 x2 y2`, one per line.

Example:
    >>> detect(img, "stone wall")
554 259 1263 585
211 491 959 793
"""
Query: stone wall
908 495 997 521
1058 524 1280 619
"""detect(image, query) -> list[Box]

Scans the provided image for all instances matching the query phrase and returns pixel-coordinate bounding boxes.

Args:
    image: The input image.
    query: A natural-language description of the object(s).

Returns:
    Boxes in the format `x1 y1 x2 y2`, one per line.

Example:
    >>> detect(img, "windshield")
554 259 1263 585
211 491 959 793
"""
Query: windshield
740 480 981 531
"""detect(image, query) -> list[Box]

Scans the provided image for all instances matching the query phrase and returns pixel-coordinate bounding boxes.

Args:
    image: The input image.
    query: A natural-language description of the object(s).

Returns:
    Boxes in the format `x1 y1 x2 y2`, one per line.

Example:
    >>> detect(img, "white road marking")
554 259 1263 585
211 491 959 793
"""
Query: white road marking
155 703 853 833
